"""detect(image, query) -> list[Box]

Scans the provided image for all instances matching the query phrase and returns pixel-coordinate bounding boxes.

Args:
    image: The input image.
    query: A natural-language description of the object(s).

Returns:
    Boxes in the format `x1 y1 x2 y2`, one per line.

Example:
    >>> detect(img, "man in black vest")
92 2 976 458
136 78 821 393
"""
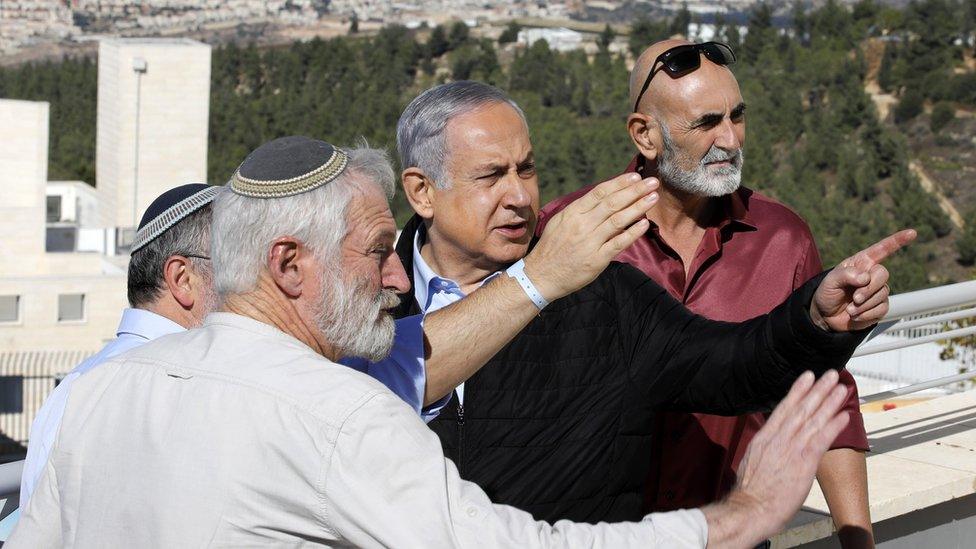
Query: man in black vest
393 81 913 526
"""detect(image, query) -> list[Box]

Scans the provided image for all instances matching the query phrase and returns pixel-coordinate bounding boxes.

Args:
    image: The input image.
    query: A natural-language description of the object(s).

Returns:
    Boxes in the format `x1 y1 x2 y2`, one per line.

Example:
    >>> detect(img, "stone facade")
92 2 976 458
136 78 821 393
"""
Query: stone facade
0 99 128 352
96 38 211 230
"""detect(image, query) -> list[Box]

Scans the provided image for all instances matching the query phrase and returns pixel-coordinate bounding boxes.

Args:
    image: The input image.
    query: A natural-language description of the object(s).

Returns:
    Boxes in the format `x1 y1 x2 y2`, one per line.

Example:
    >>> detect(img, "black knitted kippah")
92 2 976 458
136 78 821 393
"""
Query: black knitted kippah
131 183 219 254
230 136 348 198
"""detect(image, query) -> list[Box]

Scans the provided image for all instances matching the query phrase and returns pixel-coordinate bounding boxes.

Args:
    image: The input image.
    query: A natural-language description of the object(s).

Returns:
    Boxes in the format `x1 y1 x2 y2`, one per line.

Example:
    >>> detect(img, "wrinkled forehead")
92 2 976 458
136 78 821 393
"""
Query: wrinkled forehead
444 103 533 172
652 63 743 121
346 180 397 243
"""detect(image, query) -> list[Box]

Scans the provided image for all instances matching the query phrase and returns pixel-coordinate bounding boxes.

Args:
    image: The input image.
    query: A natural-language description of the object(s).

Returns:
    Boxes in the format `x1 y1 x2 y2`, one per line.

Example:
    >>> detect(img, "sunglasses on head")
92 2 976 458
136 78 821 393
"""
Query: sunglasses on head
632 41 736 112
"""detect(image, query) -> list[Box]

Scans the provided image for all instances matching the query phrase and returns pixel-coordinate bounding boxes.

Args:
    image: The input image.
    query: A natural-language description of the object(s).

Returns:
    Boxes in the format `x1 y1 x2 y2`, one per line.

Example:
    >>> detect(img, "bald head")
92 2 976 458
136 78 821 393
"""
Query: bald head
630 39 739 115
629 39 690 111
626 40 747 198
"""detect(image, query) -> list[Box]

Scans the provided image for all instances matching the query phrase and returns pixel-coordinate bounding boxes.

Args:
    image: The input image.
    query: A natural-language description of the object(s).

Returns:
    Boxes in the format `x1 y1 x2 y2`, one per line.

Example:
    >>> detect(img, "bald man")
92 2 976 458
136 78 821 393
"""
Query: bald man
539 40 874 547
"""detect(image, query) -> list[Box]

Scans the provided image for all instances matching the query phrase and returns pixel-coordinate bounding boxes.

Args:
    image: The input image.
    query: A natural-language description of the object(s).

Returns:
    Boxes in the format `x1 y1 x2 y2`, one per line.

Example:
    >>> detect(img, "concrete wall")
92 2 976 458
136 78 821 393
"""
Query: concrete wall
96 38 211 229
0 100 128 352
0 272 126 351
0 100 48 277
797 493 976 548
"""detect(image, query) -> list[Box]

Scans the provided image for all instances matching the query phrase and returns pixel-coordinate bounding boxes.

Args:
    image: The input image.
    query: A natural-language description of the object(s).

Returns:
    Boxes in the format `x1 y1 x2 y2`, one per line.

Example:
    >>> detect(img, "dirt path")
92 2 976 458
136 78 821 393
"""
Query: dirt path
862 38 966 229
862 38 899 120
909 161 966 229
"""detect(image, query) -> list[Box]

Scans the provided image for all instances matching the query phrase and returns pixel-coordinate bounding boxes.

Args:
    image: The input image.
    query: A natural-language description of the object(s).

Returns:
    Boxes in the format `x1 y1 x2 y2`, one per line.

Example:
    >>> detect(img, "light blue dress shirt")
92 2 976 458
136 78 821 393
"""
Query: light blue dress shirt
19 307 436 509
412 226 504 406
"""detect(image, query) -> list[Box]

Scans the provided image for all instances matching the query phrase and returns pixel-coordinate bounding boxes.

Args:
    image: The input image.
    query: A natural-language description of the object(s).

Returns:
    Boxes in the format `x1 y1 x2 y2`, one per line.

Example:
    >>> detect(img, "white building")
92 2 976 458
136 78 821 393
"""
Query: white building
45 181 116 254
517 27 583 52
0 38 212 352
0 100 127 355
96 38 211 233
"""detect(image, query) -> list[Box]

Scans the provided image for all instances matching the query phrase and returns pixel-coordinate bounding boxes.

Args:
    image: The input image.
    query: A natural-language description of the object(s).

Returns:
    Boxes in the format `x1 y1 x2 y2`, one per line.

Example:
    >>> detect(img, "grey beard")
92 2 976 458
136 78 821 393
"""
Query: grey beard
316 271 399 362
658 132 744 197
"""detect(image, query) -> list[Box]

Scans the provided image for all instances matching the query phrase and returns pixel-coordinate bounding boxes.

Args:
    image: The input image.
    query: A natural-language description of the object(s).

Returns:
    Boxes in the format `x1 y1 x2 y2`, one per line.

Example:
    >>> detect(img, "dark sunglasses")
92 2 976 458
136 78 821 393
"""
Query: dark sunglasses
632 42 736 112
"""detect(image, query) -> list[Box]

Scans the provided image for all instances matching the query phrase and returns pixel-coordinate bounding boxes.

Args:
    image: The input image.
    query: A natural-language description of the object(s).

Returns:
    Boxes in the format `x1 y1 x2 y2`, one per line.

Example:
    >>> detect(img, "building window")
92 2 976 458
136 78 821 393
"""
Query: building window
58 294 85 322
0 376 23 413
46 195 62 222
0 295 20 323
46 226 78 252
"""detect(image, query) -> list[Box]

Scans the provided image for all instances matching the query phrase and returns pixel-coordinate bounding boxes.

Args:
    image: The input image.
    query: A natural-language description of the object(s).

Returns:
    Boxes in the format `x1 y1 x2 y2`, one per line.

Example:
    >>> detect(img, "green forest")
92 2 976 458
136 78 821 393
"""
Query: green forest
2 0 976 292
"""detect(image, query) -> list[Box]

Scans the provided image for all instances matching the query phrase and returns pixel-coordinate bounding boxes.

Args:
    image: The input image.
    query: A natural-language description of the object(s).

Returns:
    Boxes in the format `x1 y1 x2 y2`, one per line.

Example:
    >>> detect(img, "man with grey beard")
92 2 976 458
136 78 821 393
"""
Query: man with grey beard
540 39 873 547
11 135 699 547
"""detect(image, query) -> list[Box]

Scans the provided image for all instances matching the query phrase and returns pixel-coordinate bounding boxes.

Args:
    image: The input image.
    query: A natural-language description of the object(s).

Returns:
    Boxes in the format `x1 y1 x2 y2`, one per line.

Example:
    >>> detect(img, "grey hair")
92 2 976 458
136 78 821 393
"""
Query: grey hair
211 144 396 296
396 80 527 189
127 205 213 308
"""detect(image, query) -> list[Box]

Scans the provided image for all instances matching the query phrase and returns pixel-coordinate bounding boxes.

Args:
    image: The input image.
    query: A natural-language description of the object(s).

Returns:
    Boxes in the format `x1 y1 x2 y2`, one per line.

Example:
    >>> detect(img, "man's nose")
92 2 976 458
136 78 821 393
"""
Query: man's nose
383 252 411 294
502 175 532 209
715 118 742 151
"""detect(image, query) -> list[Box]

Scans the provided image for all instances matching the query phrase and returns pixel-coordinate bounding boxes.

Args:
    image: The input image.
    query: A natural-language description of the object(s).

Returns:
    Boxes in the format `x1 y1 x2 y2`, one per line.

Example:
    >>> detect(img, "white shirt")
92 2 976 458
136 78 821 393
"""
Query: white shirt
20 308 439 510
8 312 707 548
20 308 183 506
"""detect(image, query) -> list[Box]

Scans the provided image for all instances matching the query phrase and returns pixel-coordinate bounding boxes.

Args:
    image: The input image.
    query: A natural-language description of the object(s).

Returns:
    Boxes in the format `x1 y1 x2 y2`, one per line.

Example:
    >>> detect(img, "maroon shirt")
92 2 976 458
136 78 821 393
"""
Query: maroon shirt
537 156 868 512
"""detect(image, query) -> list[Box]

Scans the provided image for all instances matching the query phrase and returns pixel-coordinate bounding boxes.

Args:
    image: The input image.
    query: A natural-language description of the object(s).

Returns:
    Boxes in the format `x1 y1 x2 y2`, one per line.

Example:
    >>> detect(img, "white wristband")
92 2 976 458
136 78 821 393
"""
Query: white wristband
506 259 549 311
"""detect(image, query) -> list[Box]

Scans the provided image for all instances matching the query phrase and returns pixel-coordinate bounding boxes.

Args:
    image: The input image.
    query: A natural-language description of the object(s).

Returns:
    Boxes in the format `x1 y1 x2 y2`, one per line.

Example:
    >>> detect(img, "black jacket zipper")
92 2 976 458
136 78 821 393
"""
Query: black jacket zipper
456 399 465 472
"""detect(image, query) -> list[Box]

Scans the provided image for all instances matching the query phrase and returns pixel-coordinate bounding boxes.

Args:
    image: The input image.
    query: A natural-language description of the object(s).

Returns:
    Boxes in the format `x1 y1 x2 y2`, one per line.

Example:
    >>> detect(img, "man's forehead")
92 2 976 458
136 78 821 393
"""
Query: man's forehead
446 103 531 159
347 184 394 230
659 65 742 118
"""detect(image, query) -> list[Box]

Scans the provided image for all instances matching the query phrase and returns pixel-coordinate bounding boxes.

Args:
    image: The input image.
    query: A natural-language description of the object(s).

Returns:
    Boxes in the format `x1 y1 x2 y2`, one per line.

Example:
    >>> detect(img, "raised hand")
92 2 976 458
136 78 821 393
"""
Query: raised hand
811 229 917 332
703 371 851 547
524 173 658 301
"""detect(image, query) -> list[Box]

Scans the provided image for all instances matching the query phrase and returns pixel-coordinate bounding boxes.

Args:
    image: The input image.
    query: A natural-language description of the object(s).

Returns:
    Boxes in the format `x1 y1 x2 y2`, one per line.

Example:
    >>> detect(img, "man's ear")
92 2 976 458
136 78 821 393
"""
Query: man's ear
266 237 305 298
402 167 437 220
163 255 195 309
627 113 662 164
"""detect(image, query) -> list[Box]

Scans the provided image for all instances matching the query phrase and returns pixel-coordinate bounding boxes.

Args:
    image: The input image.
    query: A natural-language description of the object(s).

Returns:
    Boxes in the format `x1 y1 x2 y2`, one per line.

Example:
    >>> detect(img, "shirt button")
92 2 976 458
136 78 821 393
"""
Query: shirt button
467 507 478 517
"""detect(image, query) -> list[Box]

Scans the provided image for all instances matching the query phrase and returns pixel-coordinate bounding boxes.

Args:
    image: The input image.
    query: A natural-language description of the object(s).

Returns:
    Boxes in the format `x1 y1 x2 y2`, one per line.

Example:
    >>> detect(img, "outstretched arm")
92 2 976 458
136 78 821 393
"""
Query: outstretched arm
323 370 850 548
621 230 915 414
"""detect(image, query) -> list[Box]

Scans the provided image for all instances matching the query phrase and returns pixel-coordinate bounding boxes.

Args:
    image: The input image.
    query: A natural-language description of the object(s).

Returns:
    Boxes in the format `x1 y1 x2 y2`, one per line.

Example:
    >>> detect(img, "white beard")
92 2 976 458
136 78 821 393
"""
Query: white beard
315 269 399 362
658 129 744 197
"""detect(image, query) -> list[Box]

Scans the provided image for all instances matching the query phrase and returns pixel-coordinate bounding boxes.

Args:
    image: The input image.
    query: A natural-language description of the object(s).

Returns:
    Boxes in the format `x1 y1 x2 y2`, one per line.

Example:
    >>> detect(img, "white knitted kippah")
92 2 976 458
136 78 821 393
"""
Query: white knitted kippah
130 185 220 254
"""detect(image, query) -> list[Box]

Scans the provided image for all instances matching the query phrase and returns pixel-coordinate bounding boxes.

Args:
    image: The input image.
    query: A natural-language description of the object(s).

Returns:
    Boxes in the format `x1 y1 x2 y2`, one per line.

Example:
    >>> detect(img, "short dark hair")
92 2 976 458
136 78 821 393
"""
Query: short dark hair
127 204 213 308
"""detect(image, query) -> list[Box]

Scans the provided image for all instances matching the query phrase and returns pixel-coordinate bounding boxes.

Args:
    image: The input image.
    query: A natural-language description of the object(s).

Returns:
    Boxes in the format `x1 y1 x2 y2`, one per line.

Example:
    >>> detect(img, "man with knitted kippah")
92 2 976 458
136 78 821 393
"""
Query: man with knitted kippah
8 136 737 547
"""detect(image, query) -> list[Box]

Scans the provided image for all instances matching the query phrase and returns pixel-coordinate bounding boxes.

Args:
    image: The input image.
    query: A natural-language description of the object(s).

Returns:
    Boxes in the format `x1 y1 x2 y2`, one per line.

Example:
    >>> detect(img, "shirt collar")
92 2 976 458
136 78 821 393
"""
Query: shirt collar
627 154 758 231
116 308 186 341
412 226 437 313
411 224 502 312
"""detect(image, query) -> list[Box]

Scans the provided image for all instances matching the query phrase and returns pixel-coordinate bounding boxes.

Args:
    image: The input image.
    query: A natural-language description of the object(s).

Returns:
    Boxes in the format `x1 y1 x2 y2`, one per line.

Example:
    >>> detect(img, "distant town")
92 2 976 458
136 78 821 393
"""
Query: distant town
2 0 865 63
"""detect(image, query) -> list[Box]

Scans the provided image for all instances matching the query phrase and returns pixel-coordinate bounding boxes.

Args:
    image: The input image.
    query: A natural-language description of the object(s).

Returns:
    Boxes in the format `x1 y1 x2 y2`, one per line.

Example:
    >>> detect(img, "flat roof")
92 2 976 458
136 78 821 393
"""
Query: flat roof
100 37 208 47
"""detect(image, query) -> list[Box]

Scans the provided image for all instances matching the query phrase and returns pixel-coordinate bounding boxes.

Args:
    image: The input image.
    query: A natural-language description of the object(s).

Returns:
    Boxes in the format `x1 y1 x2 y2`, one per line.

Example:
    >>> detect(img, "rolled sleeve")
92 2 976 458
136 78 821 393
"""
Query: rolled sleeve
340 315 447 422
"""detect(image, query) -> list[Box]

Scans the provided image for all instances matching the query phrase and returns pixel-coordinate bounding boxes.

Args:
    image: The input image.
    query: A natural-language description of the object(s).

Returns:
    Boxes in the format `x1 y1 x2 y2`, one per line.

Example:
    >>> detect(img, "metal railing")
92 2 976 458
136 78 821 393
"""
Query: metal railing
0 459 22 531
854 280 976 404
0 461 22 503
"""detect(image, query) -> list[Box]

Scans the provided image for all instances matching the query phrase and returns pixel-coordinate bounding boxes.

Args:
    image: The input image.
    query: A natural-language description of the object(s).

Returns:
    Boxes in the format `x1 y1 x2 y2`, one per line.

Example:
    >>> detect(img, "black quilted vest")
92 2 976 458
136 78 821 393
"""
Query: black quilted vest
393 215 863 524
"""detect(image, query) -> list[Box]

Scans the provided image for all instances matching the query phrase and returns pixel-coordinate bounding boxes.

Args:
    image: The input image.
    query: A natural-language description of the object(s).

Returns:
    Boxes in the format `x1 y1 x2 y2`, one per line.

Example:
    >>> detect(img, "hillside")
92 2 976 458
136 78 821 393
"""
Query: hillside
2 0 974 292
